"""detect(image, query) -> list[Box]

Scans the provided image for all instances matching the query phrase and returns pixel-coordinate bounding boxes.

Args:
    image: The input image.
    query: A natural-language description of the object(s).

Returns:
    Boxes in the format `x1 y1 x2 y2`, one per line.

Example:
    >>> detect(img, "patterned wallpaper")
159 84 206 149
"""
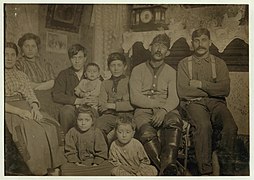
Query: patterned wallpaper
227 72 249 135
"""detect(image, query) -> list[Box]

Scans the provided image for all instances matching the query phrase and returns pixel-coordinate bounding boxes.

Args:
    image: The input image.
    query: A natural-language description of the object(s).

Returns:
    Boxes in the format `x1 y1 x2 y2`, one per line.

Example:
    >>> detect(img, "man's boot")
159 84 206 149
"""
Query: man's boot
160 128 182 175
143 137 161 170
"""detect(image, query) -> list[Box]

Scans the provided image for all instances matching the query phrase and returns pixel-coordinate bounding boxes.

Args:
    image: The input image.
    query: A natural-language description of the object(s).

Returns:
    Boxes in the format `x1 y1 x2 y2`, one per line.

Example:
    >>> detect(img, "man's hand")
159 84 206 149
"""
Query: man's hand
151 108 167 127
190 80 202 88
106 103 116 110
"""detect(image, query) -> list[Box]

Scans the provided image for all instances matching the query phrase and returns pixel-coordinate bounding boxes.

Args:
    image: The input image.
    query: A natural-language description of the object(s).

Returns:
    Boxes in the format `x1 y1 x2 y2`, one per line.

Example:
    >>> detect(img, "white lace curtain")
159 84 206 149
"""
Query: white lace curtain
5 4 39 44
90 5 129 79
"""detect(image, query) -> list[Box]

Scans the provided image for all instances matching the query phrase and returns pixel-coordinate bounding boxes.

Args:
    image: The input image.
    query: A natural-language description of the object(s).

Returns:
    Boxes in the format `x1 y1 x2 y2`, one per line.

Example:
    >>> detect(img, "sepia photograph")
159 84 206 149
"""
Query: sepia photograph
3 2 251 178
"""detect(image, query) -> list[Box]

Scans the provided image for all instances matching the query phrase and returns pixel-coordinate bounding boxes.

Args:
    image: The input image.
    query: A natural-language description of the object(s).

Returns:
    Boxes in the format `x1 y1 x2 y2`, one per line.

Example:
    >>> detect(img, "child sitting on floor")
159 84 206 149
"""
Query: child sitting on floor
109 115 158 176
61 105 114 176
61 105 113 176
74 63 102 110
65 105 107 166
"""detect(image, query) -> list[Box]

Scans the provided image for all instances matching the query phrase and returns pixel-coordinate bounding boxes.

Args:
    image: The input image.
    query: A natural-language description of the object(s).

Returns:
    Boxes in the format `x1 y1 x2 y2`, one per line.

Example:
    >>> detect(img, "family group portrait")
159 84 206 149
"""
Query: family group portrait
3 3 250 177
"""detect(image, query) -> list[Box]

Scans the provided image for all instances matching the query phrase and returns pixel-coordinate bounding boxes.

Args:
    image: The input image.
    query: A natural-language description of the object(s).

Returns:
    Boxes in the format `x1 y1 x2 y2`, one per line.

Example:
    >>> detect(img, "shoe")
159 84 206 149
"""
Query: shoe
162 163 178 176
47 168 60 176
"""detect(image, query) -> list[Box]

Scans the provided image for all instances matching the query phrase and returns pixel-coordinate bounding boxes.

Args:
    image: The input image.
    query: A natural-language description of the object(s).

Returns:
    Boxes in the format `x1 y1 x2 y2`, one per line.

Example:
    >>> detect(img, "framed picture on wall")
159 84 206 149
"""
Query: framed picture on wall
46 31 67 54
46 5 84 33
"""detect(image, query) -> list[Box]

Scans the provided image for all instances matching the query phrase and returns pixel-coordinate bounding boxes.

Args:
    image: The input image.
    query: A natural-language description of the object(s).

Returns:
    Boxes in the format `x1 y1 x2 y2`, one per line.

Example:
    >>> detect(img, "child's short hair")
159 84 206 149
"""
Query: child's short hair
68 44 87 59
115 115 136 131
77 105 98 120
107 52 126 67
86 62 100 71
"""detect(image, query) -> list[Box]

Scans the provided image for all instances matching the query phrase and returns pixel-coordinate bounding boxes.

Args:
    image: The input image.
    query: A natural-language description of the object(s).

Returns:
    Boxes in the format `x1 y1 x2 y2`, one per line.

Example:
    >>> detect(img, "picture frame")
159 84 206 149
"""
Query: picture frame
46 5 84 33
46 31 67 54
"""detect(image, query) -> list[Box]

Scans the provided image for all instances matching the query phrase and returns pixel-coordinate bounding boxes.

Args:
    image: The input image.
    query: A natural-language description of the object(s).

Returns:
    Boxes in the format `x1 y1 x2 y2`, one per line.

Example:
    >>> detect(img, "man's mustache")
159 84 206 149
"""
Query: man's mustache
196 46 207 51
155 51 162 56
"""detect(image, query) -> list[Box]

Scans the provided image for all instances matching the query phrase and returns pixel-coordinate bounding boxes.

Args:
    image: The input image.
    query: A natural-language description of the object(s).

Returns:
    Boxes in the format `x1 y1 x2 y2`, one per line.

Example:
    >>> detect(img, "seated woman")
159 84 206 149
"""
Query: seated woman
17 33 59 119
5 42 66 175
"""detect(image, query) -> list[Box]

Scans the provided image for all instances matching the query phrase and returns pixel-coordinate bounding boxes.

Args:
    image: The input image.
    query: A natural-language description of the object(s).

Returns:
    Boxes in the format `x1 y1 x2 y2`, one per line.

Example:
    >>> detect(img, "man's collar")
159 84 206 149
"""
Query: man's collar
147 60 165 69
68 66 85 75
193 53 211 63
109 74 126 80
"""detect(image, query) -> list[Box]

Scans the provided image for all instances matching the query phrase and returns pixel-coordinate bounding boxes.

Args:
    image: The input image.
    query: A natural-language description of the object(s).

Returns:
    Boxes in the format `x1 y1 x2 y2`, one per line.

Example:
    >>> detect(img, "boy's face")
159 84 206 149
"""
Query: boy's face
85 65 100 81
116 124 135 145
77 113 93 132
70 50 87 71
109 60 126 77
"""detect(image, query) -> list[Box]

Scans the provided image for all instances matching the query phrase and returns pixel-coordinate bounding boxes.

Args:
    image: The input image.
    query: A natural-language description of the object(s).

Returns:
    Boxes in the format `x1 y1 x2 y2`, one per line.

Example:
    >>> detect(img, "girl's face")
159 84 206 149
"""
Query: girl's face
109 60 126 77
5 47 17 69
77 113 93 132
85 65 100 81
22 39 38 59
116 124 135 145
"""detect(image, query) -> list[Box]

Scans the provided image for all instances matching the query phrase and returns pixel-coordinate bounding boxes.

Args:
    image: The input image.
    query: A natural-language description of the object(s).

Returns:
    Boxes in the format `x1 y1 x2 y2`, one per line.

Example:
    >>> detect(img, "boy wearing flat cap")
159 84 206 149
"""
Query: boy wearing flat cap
129 34 183 175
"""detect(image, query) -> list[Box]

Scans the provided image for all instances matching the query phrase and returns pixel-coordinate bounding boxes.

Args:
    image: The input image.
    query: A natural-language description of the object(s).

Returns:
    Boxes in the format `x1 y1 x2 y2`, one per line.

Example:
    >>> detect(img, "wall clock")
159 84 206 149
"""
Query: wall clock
131 5 168 31
140 10 153 24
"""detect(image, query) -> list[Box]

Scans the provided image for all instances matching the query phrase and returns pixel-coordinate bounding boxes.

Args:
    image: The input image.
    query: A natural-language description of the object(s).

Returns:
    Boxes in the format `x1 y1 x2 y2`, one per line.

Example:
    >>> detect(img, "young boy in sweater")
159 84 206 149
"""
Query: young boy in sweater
95 52 133 144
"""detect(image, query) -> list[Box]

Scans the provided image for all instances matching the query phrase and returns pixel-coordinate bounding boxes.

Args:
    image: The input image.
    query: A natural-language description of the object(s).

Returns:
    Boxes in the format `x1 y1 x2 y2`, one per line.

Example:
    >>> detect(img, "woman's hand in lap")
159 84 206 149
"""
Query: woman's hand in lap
31 103 43 121
18 109 32 120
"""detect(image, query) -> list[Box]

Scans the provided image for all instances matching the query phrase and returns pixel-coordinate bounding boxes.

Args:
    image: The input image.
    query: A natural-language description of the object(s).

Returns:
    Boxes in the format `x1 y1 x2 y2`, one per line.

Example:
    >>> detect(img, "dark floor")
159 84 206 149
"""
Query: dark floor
5 133 249 176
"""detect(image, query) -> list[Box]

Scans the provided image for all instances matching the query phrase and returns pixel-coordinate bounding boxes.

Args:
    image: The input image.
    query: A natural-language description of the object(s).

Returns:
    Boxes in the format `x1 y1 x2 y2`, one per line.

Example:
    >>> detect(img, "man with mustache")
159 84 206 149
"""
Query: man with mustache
129 34 183 175
177 28 238 175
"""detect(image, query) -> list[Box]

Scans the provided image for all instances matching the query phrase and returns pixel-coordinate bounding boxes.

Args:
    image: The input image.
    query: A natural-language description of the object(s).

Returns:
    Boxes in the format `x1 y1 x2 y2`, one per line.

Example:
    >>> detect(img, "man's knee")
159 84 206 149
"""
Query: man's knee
138 124 157 143
163 112 183 130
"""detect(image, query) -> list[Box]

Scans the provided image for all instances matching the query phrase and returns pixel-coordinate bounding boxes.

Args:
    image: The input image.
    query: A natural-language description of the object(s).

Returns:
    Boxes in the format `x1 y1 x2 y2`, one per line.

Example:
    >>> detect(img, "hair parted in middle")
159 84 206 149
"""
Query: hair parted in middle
192 28 211 40
18 33 41 48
